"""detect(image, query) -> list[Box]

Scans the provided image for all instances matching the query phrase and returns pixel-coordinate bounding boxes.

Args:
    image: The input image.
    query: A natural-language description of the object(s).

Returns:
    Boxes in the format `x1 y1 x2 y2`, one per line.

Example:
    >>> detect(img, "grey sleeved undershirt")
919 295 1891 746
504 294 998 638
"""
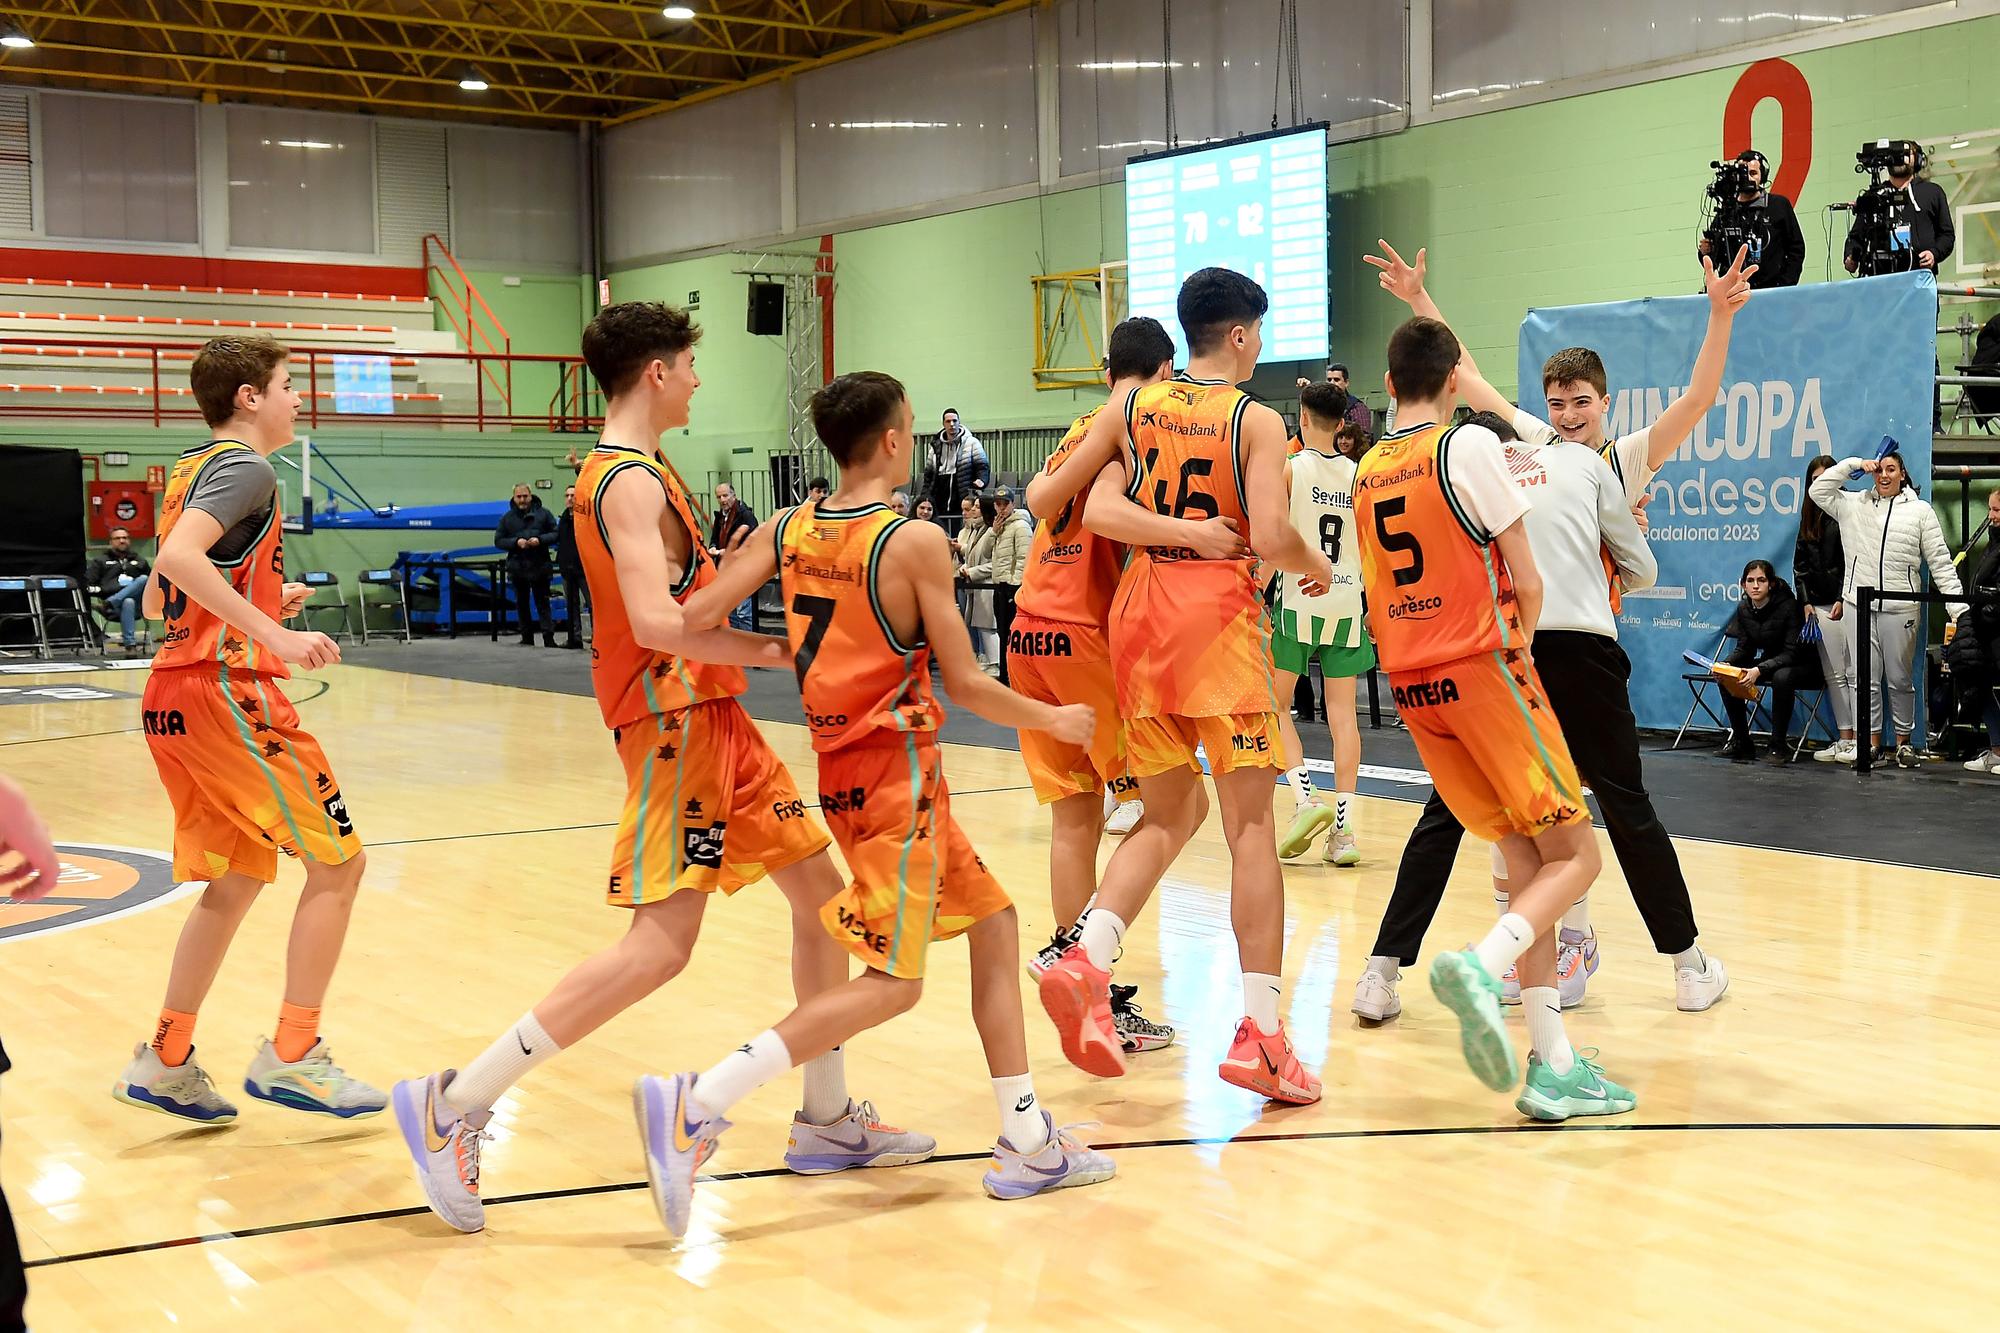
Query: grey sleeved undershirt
184 449 278 565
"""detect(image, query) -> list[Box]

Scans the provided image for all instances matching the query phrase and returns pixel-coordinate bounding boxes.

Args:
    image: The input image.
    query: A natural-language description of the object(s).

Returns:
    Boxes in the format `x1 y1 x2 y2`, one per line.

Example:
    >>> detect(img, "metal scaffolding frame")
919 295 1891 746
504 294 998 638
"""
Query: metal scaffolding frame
733 250 833 505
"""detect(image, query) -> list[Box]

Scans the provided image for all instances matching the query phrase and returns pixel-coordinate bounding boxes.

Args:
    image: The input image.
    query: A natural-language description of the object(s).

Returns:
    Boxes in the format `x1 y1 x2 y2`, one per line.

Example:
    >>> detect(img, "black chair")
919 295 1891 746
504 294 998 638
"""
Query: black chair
291 571 352 641
357 569 411 644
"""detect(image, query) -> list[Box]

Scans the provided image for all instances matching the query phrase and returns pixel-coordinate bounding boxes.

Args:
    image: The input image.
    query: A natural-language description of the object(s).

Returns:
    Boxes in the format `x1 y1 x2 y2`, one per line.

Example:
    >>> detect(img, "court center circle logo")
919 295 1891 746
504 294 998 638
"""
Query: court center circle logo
0 844 190 943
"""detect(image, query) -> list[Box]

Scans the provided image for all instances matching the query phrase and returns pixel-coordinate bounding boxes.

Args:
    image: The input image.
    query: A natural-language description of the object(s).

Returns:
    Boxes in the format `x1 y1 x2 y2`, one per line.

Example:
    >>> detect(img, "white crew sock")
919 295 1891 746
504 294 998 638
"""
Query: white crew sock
1365 954 1400 979
1562 894 1591 935
799 1045 848 1124
992 1073 1047 1151
1473 913 1537 980
694 1028 792 1120
1521 986 1575 1075
1286 766 1317 808
1243 970 1282 1033
1078 907 1126 971
1673 943 1706 973
445 1010 561 1118
1334 790 1356 829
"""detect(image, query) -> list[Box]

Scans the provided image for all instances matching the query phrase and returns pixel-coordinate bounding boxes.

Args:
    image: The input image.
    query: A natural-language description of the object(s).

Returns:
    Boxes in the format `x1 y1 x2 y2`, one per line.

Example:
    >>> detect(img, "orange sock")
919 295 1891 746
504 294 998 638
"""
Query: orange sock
274 1002 322 1063
152 1008 197 1068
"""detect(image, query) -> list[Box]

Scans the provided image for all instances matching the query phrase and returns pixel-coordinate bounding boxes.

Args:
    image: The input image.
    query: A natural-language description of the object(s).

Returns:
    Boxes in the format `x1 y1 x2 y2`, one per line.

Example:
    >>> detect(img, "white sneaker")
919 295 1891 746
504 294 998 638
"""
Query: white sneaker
1814 739 1857 764
1675 953 1730 1012
1963 750 2000 773
391 1071 489 1233
1323 826 1361 867
1555 928 1599 1009
1351 967 1402 1022
1103 800 1142 836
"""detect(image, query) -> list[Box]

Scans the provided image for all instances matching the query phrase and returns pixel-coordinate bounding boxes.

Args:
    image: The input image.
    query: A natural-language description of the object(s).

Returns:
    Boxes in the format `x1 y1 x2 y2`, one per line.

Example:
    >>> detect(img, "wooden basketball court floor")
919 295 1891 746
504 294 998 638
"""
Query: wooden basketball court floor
3 658 1997 1328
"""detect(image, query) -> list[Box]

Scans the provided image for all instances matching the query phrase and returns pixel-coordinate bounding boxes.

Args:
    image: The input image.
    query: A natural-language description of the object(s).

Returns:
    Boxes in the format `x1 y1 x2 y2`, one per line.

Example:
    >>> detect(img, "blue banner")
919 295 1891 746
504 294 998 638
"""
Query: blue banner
1518 271 1936 733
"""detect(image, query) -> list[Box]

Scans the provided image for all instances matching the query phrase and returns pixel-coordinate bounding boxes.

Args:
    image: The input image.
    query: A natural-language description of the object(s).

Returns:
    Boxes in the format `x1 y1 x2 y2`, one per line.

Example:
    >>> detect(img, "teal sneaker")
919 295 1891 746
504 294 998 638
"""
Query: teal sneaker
1428 949 1516 1091
1278 803 1338 859
1515 1049 1637 1121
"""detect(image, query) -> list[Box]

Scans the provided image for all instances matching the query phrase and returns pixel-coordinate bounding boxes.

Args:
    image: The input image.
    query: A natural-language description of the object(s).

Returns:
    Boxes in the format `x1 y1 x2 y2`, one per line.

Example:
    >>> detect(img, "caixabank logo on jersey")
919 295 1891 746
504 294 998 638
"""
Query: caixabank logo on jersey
0 844 189 943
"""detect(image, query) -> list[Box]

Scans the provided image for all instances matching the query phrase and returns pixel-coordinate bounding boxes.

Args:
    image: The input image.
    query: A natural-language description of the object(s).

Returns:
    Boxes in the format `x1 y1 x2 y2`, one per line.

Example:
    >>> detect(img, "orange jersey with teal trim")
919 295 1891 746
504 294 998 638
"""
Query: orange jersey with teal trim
574 444 745 730
1015 406 1125 628
1353 422 1523 672
777 501 943 753
152 440 288 678
1109 375 1273 719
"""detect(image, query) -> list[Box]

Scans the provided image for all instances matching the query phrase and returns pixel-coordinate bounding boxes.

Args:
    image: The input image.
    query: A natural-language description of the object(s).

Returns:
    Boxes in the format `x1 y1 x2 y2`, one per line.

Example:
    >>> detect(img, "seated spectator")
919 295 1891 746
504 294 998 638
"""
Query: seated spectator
1715 559 1813 764
914 497 936 522
86 527 151 654
889 491 910 516
1948 487 2000 772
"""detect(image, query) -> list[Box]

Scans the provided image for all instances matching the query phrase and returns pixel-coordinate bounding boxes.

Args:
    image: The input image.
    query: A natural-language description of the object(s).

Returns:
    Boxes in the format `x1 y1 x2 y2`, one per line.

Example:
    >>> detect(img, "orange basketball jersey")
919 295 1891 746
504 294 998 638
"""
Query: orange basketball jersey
152 439 288 678
1014 406 1126 629
573 444 745 730
777 501 944 753
1353 422 1524 672
1110 375 1271 719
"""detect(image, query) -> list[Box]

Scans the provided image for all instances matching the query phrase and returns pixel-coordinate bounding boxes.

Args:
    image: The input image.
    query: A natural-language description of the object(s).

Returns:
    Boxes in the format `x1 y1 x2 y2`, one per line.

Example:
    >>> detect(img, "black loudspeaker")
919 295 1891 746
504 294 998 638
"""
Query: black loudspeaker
769 453 803 506
747 281 785 336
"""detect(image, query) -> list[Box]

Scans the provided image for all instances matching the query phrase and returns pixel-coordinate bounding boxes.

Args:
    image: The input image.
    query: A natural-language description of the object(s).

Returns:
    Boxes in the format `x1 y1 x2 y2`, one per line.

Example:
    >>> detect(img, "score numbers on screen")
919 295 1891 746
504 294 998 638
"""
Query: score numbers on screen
1123 125 1330 365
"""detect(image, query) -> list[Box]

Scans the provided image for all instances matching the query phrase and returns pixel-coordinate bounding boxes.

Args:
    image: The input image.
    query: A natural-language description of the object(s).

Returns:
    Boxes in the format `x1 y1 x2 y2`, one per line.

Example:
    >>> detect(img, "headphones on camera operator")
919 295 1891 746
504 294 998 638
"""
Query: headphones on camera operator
1847 138 1928 277
1703 149 1774 269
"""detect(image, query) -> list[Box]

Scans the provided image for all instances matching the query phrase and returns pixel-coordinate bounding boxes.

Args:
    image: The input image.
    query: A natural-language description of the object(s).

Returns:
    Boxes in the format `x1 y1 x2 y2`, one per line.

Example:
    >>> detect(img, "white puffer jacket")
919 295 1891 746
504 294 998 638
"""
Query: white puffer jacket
1809 457 1965 617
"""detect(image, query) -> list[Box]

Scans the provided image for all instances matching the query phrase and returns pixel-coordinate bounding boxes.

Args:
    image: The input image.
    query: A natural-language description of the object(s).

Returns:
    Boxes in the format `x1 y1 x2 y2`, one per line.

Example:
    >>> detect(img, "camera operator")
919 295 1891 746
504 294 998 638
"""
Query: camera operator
1844 140 1953 276
1699 151 1803 288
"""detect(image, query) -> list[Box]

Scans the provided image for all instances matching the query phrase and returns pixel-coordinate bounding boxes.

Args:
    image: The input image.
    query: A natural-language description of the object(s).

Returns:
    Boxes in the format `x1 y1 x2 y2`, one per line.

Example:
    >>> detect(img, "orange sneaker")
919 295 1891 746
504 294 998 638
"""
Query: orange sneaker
1217 1018 1321 1105
1037 945 1127 1078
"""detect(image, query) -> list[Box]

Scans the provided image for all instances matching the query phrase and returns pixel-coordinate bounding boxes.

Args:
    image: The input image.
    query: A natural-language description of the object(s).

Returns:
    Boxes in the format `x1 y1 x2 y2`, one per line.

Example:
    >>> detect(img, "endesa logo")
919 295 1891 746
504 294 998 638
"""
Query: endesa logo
0 844 190 944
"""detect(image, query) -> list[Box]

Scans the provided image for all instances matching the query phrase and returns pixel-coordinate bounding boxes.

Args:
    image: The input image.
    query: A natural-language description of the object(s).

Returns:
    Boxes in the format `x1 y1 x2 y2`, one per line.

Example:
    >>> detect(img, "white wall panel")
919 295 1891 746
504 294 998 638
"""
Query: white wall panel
1056 0 1406 177
39 92 198 244
603 84 782 265
794 10 1038 226
0 90 34 235
225 105 375 254
449 125 581 269
1432 0 1934 106
376 122 449 263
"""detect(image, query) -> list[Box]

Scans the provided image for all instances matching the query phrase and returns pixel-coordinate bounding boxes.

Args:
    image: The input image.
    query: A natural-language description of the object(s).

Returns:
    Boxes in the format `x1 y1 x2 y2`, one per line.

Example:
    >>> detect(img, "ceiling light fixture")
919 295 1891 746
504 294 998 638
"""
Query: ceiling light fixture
458 67 489 92
0 28 34 50
1950 139 1971 149
662 5 697 18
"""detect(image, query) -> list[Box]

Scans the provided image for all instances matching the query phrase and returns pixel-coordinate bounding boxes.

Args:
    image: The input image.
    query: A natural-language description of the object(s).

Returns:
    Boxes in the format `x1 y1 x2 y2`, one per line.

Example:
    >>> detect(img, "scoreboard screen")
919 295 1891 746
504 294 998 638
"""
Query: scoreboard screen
1123 125 1330 365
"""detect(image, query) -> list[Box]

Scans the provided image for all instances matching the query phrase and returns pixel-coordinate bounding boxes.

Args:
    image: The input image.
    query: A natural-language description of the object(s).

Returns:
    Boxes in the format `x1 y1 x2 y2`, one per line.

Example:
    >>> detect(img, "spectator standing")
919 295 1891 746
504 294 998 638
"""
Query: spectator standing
1794 456 1853 760
889 491 910 516
86 527 152 654
987 486 1032 686
957 494 998 670
1949 488 2000 772
925 408 990 517
706 482 758 631
555 484 588 650
915 497 936 522
1715 560 1810 764
495 483 559 647
806 476 829 504
1809 451 1966 766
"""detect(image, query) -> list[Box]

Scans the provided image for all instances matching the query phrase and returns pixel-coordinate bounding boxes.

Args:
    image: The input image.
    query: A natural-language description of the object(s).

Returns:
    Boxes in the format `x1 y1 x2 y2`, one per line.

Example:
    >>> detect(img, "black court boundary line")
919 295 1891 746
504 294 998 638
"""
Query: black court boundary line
26 1119 2000 1271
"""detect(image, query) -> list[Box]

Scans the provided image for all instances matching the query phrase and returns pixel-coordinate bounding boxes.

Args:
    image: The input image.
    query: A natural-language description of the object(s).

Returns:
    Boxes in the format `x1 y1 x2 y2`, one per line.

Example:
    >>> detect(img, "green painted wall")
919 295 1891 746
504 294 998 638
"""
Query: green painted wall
450 269 595 424
609 11 2000 448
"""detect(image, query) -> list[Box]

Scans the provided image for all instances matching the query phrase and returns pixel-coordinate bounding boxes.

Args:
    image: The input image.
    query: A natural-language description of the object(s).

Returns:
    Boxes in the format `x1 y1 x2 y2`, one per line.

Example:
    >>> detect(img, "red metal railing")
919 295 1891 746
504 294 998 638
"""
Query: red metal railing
422 233 512 414
0 336 599 432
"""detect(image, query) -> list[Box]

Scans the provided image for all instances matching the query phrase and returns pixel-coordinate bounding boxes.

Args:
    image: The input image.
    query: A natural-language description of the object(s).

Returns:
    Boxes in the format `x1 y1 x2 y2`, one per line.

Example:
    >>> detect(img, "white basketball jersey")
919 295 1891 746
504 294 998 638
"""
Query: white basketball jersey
1278 448 1366 648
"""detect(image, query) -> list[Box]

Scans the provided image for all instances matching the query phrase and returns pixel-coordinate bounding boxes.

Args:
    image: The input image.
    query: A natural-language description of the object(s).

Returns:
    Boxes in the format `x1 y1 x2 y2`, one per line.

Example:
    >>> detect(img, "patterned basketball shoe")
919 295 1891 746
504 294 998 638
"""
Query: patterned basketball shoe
1108 984 1174 1053
391 1070 489 1233
981 1111 1116 1200
113 1042 238 1125
784 1100 937 1175
243 1037 387 1118
1037 945 1126 1077
1217 1018 1322 1104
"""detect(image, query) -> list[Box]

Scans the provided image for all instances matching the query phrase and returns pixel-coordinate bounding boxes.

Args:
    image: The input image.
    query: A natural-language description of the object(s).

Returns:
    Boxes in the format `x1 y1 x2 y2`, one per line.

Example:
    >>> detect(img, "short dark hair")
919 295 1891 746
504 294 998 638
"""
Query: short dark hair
942 407 960 420
1299 381 1351 427
807 475 830 492
109 526 130 537
1541 347 1608 397
191 336 288 427
811 372 907 468
1177 267 1268 356
1465 410 1519 441
1385 317 1460 404
1741 558 1778 584
581 302 701 398
1106 316 1175 381
1328 363 1348 375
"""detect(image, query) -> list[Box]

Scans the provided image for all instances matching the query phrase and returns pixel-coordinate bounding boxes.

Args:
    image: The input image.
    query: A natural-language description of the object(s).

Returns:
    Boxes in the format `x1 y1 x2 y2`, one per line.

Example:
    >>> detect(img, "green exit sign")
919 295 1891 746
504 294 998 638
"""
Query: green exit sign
687 290 701 309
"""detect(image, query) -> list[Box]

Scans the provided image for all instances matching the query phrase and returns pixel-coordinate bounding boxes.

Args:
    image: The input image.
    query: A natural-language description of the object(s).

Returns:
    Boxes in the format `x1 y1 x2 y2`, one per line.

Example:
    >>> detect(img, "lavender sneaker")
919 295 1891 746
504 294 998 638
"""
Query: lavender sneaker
981 1111 1115 1200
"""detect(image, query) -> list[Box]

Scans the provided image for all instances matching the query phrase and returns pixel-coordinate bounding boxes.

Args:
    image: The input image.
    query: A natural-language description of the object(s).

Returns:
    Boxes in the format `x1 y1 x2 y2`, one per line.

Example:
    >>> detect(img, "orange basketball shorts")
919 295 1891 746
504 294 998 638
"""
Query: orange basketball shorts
1006 615 1132 804
143 665 361 883
816 737 1011 980
1390 649 1588 843
608 697 831 906
1125 712 1286 780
